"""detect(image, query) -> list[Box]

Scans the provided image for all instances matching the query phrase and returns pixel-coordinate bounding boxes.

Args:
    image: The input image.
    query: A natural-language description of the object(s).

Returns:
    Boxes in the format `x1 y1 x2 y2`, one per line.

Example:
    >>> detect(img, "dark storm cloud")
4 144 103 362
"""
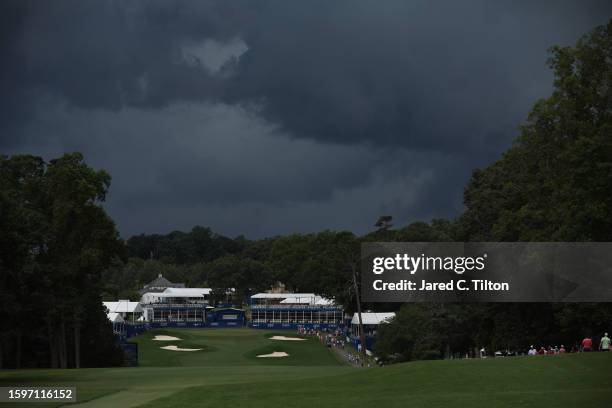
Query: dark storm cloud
4 0 610 150
227 0 612 152
13 101 446 237
1 0 610 237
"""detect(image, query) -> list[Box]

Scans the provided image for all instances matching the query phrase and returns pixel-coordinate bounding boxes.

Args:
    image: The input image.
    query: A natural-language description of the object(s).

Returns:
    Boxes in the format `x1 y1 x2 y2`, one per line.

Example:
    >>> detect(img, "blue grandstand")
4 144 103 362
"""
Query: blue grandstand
207 307 246 327
249 293 343 329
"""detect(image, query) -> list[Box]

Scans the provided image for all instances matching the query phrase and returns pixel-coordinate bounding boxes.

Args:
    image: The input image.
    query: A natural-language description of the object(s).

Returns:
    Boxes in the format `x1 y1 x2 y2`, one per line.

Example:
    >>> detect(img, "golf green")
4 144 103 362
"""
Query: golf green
0 328 610 407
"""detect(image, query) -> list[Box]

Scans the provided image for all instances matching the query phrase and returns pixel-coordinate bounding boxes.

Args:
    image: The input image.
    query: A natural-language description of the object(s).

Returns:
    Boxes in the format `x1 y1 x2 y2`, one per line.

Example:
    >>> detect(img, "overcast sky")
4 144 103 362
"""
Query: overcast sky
2 1 611 239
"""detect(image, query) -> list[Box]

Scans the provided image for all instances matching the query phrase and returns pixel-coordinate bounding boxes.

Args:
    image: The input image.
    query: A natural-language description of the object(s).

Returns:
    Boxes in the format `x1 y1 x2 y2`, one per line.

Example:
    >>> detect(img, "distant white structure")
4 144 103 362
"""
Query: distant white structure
139 273 185 295
106 312 124 323
103 300 143 322
141 287 212 304
251 293 323 306
351 312 395 337
162 287 212 298
140 292 163 305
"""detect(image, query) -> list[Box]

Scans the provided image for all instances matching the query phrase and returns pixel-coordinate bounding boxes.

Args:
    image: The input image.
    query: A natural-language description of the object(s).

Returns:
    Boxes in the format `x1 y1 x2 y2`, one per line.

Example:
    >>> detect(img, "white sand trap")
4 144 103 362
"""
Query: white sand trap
257 351 289 358
152 335 182 341
160 345 202 352
269 336 306 341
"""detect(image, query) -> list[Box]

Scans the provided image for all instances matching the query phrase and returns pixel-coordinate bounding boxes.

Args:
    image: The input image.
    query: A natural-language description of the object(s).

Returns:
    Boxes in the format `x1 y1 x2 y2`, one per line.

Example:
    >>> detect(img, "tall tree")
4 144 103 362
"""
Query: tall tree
0 153 124 368
461 20 612 242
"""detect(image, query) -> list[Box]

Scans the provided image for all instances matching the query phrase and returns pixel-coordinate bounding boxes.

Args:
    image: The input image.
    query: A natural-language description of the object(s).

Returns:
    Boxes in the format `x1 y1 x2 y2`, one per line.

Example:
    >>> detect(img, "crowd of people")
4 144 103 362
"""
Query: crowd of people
297 326 374 366
297 327 610 365
525 332 610 356
297 326 347 349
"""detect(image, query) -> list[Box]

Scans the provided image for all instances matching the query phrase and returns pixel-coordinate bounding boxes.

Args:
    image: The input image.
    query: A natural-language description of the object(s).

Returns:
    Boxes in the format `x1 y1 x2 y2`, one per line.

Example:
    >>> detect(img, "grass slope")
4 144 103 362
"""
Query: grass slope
0 328 610 408
141 352 612 408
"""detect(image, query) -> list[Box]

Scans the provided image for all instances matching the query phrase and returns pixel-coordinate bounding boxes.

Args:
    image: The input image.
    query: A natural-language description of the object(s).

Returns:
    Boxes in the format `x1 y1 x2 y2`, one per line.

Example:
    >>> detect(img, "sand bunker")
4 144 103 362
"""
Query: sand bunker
269 336 306 341
152 335 182 341
160 345 202 352
257 351 289 358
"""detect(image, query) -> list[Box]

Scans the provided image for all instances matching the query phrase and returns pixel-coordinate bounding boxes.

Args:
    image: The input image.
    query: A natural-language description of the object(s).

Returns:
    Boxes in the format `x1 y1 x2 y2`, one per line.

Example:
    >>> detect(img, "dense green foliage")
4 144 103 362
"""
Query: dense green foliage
0 328 610 407
460 20 612 242
0 153 124 368
126 227 245 264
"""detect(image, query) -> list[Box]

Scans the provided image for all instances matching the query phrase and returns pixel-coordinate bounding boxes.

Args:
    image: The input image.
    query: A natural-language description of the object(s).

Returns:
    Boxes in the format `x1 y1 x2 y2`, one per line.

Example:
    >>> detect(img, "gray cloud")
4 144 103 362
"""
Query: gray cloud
1 0 610 237
12 101 460 237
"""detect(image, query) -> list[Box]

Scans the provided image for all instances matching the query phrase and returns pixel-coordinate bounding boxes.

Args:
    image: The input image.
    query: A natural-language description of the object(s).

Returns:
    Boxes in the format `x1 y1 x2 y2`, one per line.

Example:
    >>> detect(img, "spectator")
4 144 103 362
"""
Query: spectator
528 345 537 356
581 336 593 352
559 345 566 353
600 333 610 351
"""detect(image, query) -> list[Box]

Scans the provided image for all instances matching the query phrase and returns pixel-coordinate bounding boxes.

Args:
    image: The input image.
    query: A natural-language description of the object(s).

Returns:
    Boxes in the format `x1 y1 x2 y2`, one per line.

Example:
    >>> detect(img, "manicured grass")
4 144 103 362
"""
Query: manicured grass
141 352 612 408
0 328 346 407
130 328 340 366
1 328 610 407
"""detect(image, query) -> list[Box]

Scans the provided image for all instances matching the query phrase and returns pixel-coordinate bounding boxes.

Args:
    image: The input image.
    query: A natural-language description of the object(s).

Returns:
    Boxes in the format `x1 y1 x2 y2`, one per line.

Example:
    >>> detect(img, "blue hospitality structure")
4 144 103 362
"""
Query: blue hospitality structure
141 287 211 328
207 307 246 327
249 293 343 329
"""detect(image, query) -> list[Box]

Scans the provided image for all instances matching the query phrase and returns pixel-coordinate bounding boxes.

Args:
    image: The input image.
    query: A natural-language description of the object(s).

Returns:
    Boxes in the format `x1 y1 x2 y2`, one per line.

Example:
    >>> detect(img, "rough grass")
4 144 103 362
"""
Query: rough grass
141 352 612 408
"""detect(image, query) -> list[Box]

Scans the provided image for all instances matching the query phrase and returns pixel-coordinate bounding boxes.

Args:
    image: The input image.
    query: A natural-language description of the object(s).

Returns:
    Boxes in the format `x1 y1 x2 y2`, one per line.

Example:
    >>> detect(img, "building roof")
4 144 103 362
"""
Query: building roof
351 312 395 325
161 287 212 297
140 274 185 294
103 300 143 314
251 293 317 299
280 296 319 304
106 312 124 323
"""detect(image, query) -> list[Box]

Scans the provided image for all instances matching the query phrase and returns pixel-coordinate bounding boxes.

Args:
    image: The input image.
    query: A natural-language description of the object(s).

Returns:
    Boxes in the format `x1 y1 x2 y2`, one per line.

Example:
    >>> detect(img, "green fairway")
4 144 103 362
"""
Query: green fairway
1 328 611 407
130 328 341 367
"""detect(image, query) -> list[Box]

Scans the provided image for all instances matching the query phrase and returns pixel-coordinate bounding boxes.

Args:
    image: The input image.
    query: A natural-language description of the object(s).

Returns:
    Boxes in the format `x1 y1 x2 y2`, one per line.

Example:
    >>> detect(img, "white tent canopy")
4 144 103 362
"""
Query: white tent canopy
351 312 395 325
251 293 316 299
162 287 212 297
103 300 143 314
106 312 124 323
280 296 319 304
252 293 338 307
